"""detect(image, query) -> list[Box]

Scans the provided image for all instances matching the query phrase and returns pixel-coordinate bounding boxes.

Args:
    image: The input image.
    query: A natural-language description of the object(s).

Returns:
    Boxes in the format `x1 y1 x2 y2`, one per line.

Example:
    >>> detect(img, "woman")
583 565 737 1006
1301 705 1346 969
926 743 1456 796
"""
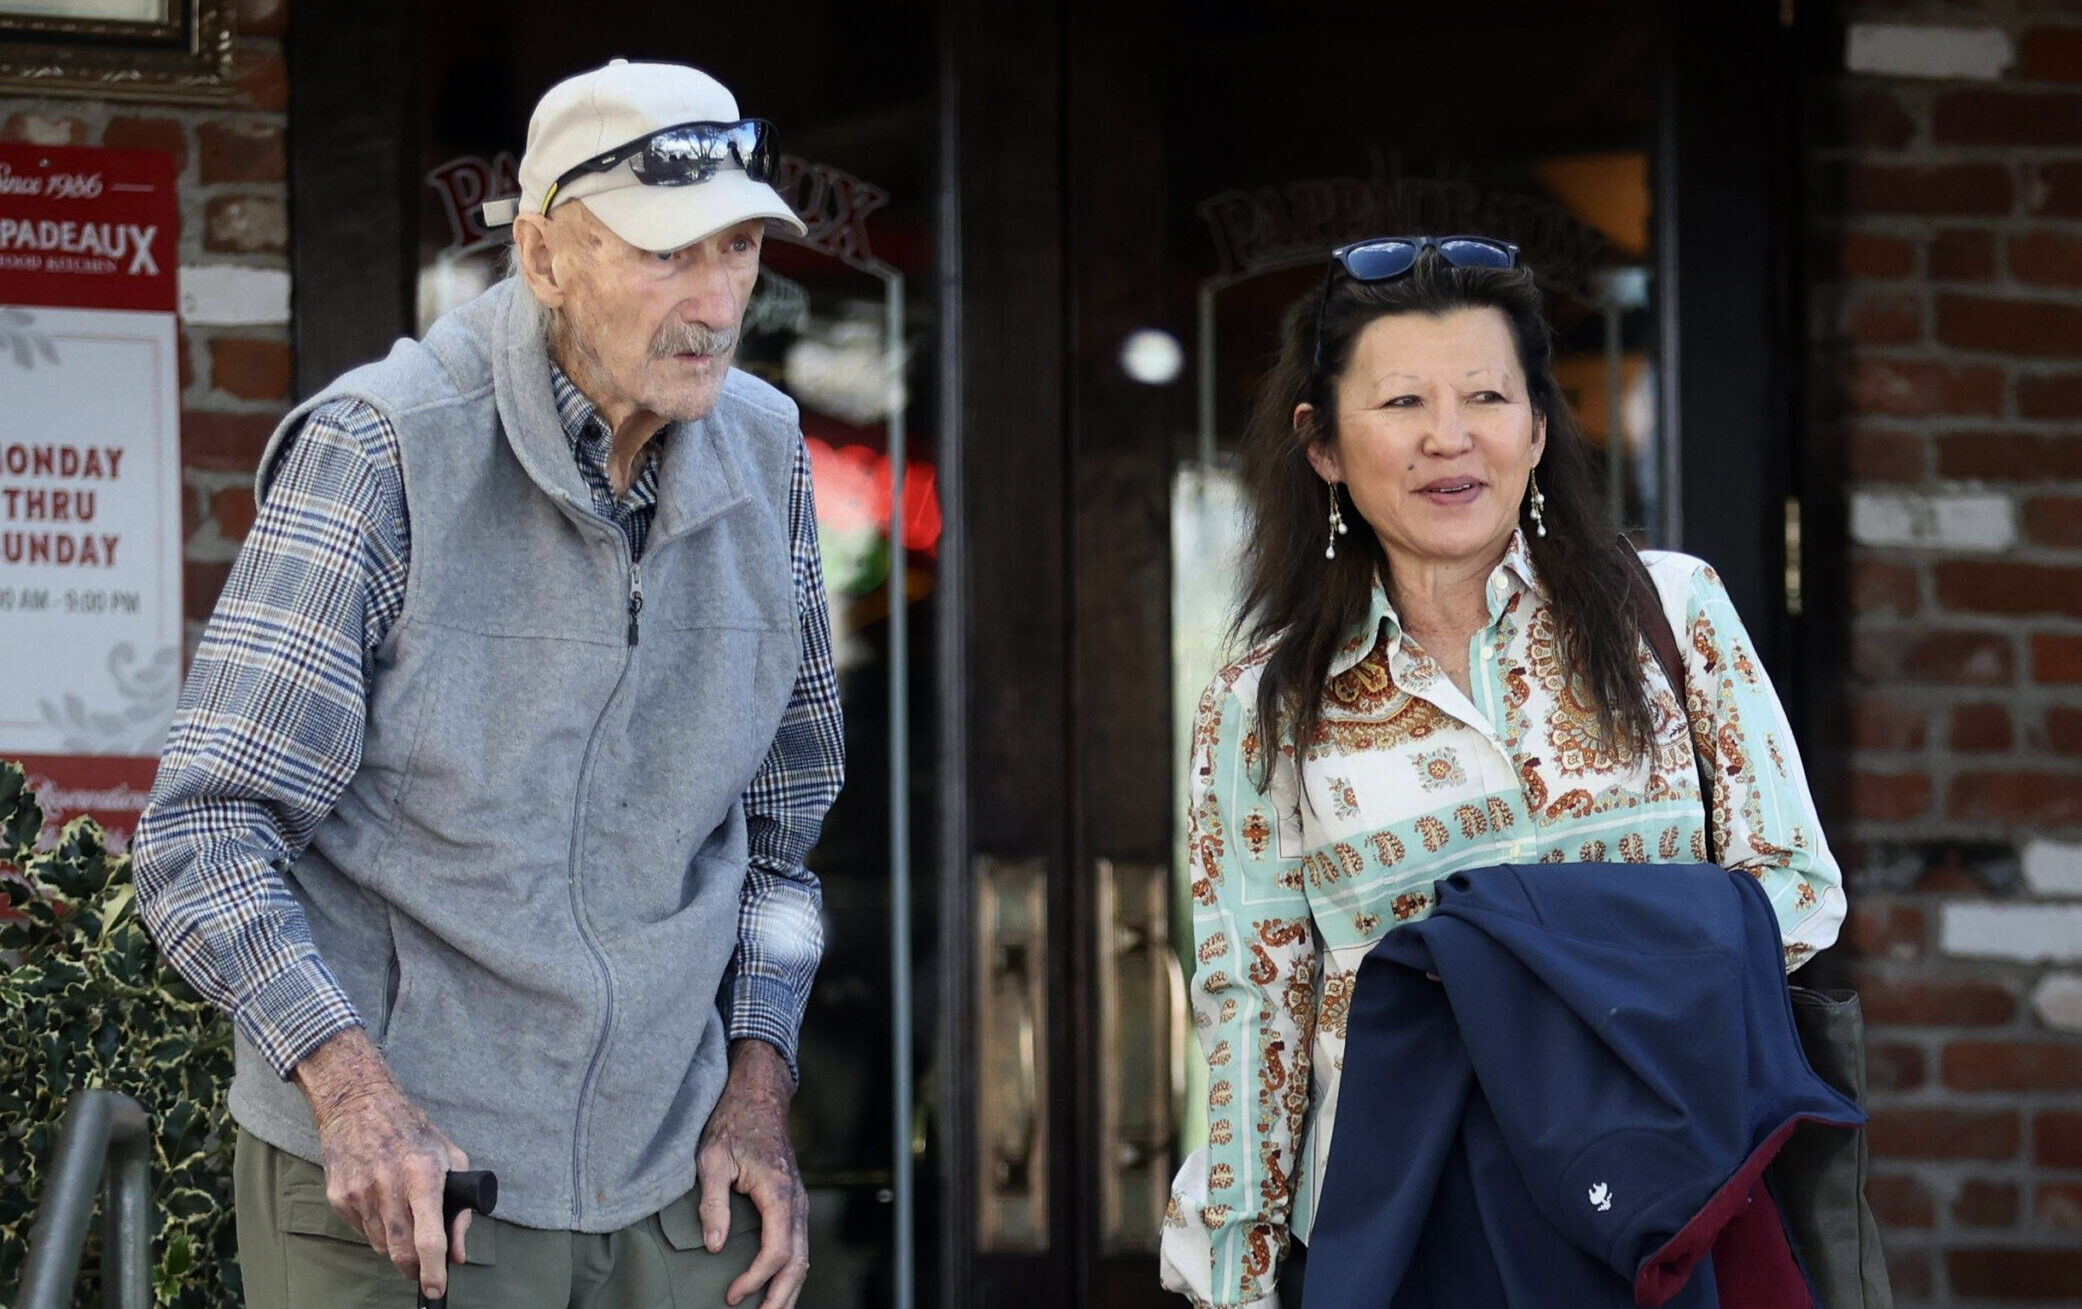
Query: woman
1158 237 1845 1309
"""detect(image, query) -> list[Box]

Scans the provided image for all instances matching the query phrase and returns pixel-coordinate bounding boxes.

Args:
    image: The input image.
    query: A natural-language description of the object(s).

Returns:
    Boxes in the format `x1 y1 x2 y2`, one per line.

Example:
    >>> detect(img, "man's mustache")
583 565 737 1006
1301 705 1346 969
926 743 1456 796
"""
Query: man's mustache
651 321 738 358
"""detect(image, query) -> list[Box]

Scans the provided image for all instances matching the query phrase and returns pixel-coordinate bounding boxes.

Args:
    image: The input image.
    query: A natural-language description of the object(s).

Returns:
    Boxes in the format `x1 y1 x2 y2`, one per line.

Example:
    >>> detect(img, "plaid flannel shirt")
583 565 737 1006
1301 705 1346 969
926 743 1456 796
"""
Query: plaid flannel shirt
133 363 843 1080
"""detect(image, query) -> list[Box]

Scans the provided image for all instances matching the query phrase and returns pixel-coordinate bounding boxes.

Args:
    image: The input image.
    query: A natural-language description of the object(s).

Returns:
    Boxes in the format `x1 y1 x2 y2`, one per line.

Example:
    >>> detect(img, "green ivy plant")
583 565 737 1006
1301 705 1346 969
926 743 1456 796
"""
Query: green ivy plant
0 760 240 1308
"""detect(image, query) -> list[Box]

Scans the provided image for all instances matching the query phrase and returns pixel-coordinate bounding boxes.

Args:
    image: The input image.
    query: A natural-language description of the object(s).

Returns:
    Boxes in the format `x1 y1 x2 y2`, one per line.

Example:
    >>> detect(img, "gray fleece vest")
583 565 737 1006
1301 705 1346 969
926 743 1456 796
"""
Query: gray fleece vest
226 277 803 1232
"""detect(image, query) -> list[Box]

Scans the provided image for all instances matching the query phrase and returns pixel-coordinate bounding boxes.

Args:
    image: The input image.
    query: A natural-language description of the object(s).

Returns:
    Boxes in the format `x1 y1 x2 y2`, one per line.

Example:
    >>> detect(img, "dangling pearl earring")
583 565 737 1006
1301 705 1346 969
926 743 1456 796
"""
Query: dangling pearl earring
1528 471 1548 538
1326 482 1349 559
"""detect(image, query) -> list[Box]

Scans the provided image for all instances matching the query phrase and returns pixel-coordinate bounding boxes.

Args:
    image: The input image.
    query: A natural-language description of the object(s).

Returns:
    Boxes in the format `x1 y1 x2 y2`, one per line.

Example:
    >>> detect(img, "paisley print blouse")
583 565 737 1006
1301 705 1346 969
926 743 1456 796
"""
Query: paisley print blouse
1158 537 1845 1309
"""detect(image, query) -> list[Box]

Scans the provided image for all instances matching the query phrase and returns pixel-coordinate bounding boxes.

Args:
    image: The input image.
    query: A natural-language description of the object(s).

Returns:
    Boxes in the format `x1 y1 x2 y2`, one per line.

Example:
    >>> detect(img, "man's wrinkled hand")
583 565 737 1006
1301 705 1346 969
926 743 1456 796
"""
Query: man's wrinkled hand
697 1039 809 1309
294 1027 470 1300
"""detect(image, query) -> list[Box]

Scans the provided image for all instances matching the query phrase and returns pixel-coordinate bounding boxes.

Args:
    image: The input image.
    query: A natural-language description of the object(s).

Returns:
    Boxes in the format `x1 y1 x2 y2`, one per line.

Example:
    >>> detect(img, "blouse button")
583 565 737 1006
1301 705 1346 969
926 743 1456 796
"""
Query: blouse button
1480 647 1496 661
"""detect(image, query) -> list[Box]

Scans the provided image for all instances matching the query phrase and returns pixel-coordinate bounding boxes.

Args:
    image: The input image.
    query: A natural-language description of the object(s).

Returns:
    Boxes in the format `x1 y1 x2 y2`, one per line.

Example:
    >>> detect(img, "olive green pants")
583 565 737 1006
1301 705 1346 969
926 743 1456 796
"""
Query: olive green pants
234 1130 765 1309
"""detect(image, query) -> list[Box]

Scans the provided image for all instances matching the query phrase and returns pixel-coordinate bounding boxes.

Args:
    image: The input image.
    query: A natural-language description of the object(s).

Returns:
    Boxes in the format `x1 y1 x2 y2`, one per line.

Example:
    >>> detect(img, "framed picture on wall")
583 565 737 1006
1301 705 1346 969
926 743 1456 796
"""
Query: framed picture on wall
0 0 231 101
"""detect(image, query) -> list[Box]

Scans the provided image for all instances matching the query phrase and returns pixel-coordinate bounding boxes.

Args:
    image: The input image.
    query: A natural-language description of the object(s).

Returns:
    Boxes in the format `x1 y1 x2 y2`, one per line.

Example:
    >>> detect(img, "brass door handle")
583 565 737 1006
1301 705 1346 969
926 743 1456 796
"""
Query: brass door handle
975 856 1048 1251
1096 858 1180 1253
1784 495 1804 617
985 942 1039 1182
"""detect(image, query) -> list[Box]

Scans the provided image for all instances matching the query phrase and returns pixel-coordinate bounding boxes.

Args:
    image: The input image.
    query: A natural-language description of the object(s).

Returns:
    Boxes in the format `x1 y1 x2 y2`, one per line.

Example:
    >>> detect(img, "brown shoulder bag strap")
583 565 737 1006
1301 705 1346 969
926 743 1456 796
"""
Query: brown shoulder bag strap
1618 541 1721 864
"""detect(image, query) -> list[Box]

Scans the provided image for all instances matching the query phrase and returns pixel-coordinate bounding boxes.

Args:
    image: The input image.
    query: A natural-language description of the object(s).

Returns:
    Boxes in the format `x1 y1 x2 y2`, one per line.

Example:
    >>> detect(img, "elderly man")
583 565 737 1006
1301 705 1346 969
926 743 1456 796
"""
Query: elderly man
132 60 841 1309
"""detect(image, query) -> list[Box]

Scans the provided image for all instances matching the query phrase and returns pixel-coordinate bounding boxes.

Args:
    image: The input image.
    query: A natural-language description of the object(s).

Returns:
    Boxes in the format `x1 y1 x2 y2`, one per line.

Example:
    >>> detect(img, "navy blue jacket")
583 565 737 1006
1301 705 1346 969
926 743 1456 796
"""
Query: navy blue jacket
1302 863 1862 1309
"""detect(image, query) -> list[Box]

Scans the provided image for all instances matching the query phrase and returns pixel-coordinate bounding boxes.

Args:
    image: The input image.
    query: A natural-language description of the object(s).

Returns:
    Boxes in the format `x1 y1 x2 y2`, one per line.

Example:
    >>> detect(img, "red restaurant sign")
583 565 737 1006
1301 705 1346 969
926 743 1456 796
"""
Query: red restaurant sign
0 145 183 844
0 145 177 313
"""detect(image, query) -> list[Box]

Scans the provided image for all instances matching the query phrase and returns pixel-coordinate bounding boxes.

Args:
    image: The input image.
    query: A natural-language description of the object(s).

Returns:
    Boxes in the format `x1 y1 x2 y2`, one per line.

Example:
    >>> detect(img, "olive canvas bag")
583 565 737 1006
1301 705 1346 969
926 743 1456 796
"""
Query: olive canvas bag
1621 546 1893 1309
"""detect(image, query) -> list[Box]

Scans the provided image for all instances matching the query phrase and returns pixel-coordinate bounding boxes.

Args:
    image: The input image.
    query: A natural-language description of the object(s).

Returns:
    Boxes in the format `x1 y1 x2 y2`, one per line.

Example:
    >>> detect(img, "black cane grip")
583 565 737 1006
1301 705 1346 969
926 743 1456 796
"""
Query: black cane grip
415 1170 498 1309
443 1170 498 1220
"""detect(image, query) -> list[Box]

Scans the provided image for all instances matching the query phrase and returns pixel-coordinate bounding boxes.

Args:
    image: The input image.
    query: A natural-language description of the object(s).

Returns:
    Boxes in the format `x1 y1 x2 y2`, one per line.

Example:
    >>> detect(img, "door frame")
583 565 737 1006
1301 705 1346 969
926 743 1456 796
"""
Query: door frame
942 3 1828 1307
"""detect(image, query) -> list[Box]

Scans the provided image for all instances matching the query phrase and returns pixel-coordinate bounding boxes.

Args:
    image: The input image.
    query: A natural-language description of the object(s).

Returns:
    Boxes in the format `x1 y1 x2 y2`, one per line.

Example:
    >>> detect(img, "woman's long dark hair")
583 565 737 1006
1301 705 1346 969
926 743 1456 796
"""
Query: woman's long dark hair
1238 248 1656 788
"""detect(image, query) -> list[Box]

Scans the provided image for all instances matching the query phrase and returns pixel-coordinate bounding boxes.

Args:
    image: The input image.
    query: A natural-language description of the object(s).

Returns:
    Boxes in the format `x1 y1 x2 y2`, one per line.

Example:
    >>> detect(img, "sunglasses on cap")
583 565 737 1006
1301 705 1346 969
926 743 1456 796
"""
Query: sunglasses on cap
540 118 778 215
1311 235 1521 374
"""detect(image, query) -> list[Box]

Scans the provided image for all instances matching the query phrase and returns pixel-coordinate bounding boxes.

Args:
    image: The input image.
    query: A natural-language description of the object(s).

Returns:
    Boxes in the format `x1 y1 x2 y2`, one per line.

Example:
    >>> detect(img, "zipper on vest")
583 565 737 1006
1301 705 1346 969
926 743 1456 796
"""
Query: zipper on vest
567 623 638 1224
567 536 643 1224
626 561 644 646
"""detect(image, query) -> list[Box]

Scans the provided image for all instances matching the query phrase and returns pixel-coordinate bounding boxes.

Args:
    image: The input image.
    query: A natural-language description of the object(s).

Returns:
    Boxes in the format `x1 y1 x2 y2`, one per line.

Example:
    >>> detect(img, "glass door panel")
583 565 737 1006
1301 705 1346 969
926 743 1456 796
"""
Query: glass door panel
1157 0 1672 1265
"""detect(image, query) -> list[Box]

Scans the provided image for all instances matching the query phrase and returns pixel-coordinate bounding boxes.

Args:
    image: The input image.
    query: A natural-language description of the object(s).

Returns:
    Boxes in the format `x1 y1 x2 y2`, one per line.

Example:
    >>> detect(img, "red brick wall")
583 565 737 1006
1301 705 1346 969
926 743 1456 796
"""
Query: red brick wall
1821 2 2082 1302
0 0 289 655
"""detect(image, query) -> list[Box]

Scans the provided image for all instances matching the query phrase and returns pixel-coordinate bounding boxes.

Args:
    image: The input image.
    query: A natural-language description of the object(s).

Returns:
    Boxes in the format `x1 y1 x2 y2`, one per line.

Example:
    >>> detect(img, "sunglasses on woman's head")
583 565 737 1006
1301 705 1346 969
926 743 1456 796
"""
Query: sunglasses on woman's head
1311 235 1522 374
541 118 778 215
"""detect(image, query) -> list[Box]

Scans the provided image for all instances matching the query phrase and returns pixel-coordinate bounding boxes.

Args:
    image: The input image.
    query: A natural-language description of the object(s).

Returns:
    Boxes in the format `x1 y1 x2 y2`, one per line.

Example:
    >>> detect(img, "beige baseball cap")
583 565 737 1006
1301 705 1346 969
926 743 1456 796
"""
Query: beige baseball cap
481 59 806 252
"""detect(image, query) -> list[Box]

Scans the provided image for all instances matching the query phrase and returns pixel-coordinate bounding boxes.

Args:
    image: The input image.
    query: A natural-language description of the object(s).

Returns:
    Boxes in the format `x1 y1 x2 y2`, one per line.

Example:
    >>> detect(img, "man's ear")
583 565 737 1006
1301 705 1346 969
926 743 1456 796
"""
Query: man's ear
512 213 568 311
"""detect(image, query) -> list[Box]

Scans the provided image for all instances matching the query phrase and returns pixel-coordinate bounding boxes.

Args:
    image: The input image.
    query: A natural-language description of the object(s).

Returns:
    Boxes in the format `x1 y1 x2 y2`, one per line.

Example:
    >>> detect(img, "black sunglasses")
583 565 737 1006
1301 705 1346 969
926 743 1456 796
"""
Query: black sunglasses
541 118 778 215
1311 235 1522 374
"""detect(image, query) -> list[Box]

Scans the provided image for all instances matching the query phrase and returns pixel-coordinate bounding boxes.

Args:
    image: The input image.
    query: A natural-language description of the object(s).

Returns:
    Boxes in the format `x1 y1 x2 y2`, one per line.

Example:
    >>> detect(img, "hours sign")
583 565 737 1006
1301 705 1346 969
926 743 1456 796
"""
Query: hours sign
0 143 182 842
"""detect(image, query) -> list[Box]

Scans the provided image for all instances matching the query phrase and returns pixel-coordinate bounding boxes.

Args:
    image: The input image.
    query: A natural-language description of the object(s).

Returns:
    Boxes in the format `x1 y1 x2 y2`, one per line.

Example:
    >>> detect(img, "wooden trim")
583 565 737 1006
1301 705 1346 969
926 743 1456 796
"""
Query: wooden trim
286 0 414 399
0 0 231 102
948 1 1072 1304
933 7 974 1304
1064 0 1183 1302
1661 0 1798 669
1784 0 1853 956
0 1 180 42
